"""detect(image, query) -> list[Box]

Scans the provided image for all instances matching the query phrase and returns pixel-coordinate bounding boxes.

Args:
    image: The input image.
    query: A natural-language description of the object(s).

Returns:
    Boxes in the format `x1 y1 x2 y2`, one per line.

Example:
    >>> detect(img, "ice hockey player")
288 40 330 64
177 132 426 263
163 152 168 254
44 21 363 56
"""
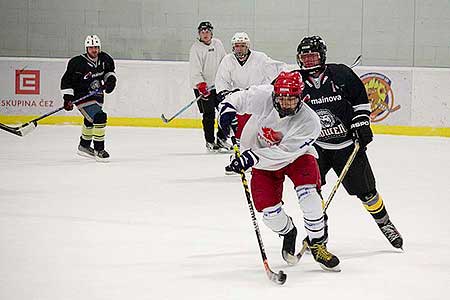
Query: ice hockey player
218 71 340 271
215 32 287 172
60 34 116 162
296 35 403 249
189 21 229 152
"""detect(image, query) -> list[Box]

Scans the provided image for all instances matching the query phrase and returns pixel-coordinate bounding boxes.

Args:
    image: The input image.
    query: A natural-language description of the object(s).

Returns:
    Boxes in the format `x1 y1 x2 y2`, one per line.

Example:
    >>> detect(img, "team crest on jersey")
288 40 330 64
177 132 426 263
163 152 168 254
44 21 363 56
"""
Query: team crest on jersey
360 72 401 122
316 109 347 141
258 127 283 146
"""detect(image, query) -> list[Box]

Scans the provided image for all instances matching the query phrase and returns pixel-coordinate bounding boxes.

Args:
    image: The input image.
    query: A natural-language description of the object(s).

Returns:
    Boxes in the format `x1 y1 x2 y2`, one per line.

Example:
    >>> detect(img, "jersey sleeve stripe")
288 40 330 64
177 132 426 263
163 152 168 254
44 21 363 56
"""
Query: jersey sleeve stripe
61 88 74 96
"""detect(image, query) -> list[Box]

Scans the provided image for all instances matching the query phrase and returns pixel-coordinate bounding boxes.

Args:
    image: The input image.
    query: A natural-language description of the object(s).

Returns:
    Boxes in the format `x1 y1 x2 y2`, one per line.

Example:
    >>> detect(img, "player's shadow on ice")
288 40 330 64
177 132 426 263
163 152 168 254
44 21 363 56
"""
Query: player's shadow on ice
168 176 243 184
166 152 231 157
340 249 403 260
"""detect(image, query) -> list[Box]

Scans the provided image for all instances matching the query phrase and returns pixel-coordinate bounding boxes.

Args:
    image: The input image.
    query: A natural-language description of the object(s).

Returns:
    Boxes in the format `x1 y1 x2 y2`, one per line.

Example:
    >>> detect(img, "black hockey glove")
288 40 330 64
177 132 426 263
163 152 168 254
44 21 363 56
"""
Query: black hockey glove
228 149 259 173
63 94 74 111
104 76 116 94
218 102 238 137
350 115 373 148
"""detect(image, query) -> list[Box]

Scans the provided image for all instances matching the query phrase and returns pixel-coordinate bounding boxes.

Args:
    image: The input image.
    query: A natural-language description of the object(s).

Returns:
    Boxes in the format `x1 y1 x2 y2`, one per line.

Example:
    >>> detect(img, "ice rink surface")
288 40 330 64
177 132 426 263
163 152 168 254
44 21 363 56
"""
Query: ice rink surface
1 126 449 300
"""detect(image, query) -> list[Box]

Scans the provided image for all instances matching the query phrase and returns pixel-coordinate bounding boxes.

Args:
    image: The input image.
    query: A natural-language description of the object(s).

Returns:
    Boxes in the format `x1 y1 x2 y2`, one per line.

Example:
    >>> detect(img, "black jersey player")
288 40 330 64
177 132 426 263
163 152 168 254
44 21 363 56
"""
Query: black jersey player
60 34 117 162
296 36 403 249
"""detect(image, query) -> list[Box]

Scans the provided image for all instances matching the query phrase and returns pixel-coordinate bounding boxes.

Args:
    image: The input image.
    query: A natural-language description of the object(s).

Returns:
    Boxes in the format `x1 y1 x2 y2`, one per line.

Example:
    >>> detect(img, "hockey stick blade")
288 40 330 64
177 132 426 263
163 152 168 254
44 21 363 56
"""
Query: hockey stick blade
0 123 23 136
0 121 37 137
160 113 170 123
266 268 287 285
17 121 37 136
350 55 362 68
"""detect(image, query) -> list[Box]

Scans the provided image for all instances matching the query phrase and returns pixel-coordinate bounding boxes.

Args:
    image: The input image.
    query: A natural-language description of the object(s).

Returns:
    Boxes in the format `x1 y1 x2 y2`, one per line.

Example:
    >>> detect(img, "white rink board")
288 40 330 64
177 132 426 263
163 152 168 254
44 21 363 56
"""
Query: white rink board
0 57 449 127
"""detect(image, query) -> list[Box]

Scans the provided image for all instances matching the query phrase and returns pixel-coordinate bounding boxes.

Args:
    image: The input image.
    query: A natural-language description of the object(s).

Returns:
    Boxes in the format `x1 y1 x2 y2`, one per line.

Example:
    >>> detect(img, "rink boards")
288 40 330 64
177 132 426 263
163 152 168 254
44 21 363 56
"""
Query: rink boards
0 57 449 137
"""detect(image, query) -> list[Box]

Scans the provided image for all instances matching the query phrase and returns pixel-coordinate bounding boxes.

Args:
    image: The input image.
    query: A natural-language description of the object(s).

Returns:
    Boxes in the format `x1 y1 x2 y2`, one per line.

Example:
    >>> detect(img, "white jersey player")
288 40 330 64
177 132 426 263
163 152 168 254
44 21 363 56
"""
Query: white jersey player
218 71 340 271
215 32 287 94
215 32 287 172
188 21 229 152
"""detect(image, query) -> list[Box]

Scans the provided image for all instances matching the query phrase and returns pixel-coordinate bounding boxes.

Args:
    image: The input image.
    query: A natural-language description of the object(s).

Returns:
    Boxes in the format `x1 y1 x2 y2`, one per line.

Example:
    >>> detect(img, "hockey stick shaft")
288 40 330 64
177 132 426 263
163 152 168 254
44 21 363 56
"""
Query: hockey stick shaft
161 94 203 123
323 140 360 212
0 89 101 137
161 85 215 123
230 130 286 285
21 89 101 126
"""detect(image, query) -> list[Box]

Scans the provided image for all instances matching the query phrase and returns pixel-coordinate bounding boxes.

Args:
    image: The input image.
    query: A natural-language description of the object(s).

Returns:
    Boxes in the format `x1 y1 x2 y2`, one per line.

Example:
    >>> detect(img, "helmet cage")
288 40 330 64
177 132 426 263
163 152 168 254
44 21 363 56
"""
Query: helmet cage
231 32 250 60
272 71 305 117
296 36 327 71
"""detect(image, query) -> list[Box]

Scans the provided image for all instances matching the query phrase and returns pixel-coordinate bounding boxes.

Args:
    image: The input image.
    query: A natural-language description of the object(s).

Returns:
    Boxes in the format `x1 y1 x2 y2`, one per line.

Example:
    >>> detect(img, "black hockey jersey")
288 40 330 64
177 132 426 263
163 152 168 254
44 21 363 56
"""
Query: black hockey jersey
60 52 116 103
299 64 370 150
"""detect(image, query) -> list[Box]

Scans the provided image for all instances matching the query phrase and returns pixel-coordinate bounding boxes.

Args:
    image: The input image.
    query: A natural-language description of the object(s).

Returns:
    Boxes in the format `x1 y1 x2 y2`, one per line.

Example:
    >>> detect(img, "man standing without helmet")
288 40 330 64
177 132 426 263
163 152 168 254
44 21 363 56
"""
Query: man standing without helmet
189 21 229 152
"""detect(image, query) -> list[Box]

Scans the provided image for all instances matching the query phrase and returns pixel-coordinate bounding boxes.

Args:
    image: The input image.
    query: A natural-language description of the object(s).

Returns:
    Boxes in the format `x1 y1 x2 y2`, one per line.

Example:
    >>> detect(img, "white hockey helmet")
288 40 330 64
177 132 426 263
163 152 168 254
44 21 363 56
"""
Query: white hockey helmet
231 32 250 60
231 32 250 47
85 34 101 49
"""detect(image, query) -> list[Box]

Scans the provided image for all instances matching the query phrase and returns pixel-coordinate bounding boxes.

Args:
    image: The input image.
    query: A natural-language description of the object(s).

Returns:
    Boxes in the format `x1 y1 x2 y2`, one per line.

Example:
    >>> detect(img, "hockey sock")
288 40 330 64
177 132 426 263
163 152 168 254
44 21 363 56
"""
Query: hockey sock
93 111 107 151
80 118 93 147
262 203 294 235
296 184 325 242
360 191 389 225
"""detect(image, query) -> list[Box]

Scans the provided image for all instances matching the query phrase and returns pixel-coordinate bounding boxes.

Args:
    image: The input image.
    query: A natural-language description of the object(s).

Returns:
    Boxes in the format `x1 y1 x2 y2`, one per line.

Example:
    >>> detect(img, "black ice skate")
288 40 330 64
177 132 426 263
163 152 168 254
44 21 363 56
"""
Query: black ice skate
379 220 403 249
282 226 299 265
94 149 110 162
306 237 341 272
206 142 219 153
77 144 95 158
216 137 233 153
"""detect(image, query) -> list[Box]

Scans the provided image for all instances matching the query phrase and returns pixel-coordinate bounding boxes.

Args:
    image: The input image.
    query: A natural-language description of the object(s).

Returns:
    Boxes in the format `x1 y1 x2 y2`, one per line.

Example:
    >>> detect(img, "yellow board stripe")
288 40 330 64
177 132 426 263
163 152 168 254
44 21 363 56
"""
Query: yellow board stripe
0 116 203 129
0 116 449 137
372 124 450 137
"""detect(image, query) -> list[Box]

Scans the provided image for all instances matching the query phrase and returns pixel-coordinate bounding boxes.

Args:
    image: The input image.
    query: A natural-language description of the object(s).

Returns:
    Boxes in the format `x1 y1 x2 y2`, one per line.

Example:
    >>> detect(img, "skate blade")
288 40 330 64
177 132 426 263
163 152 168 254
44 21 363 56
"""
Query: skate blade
218 148 233 154
319 263 341 272
77 150 95 159
95 156 110 163
282 251 300 266
225 170 239 176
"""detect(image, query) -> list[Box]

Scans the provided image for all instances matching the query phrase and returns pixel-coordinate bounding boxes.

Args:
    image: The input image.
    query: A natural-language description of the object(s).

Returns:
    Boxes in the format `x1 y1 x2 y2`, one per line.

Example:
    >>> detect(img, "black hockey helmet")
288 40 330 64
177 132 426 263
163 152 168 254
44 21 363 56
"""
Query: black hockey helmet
198 21 213 32
296 36 327 71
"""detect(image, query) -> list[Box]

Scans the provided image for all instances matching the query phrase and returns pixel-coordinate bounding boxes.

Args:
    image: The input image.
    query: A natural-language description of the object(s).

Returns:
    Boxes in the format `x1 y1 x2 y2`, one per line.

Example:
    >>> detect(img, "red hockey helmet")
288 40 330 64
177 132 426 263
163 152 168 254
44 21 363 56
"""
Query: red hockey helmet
272 71 305 117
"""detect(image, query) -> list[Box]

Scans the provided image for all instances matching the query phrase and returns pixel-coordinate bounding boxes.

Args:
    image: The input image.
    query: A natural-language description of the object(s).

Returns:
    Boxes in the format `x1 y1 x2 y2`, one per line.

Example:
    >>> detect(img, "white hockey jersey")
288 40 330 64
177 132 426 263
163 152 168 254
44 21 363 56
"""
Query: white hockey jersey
222 85 321 171
189 38 227 88
215 50 287 93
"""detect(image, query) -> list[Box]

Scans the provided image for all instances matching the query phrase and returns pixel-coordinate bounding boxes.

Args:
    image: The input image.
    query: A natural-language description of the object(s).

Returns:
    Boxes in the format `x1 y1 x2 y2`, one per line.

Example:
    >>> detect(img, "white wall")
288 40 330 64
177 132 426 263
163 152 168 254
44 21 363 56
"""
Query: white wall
0 57 449 128
1 0 450 67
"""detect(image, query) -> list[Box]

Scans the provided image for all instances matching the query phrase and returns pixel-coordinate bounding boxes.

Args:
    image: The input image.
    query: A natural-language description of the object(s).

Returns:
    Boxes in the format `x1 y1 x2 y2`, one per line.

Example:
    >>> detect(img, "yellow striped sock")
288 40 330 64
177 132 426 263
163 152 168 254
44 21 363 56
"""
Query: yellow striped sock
81 123 93 141
363 193 385 215
93 123 106 142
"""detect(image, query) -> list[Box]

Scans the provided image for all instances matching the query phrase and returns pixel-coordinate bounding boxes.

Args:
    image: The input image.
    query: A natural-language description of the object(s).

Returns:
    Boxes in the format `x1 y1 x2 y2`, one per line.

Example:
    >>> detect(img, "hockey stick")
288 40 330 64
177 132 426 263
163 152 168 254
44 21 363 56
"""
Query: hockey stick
350 55 362 68
0 89 102 137
295 140 361 261
230 130 287 285
160 85 215 123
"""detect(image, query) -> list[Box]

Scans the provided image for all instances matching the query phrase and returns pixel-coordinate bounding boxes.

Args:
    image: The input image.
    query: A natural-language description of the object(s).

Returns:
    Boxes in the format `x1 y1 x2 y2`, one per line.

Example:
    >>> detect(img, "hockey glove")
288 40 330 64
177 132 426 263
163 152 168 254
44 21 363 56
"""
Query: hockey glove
63 94 74 111
229 149 259 173
104 76 116 94
218 102 238 137
217 89 240 103
196 82 210 98
350 114 373 148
